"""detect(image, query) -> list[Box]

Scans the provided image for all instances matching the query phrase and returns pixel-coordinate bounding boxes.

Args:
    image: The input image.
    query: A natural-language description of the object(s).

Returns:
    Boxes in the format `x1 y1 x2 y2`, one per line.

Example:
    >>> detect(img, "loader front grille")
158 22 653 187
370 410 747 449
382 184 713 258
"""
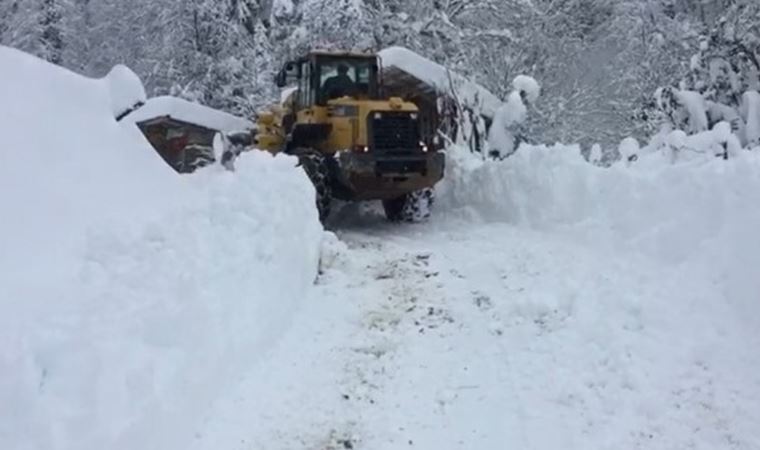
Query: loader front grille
368 111 420 156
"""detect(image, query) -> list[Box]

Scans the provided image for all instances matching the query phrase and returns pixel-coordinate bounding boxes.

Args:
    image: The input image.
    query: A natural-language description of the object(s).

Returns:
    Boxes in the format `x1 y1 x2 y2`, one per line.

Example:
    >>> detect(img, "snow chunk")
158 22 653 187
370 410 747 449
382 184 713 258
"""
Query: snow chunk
711 121 743 158
676 90 709 133
666 129 687 149
618 137 640 162
712 121 733 143
319 231 349 272
124 96 254 133
589 143 603 164
690 54 701 71
512 75 541 104
103 64 146 120
273 0 294 15
379 46 502 118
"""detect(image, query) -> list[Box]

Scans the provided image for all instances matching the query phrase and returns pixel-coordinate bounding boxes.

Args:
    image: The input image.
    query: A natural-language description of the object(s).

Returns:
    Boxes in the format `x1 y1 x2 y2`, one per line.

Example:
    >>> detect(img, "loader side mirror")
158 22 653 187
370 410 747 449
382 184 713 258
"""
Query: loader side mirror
275 61 300 88
275 69 287 88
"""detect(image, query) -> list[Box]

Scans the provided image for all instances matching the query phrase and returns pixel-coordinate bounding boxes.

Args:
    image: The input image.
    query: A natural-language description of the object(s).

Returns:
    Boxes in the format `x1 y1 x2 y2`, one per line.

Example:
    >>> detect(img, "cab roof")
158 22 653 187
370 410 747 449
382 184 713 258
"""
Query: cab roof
307 49 378 59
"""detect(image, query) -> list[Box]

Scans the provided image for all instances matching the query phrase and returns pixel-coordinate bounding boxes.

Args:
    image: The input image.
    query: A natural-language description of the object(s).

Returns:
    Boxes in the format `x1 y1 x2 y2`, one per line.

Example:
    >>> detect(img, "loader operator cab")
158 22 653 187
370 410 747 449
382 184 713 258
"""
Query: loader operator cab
275 52 380 107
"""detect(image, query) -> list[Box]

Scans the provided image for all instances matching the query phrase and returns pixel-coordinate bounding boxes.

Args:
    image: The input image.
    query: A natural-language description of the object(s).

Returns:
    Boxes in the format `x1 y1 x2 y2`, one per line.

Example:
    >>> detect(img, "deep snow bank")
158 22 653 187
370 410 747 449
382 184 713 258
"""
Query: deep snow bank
439 145 759 257
0 46 321 450
437 145 760 326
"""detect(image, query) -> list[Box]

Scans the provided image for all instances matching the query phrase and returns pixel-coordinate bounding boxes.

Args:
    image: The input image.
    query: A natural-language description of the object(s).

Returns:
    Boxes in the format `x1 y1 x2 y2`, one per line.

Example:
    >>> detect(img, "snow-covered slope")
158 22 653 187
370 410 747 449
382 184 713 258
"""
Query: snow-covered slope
0 46 321 450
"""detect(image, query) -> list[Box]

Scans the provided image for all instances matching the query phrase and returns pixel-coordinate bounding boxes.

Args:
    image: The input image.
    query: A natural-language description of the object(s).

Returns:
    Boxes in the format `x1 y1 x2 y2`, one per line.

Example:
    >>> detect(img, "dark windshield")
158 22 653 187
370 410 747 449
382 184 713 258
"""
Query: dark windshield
318 58 376 103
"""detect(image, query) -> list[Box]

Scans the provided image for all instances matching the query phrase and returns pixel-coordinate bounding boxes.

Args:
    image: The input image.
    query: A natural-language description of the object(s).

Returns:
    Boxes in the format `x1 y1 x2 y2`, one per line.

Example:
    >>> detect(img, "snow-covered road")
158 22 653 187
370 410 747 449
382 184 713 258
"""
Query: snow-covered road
191 215 760 450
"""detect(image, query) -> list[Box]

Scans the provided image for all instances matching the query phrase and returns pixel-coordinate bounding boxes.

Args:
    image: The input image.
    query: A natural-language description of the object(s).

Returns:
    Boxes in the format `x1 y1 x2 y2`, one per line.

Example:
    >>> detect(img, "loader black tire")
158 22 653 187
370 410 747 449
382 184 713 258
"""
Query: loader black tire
382 188 435 223
297 149 332 222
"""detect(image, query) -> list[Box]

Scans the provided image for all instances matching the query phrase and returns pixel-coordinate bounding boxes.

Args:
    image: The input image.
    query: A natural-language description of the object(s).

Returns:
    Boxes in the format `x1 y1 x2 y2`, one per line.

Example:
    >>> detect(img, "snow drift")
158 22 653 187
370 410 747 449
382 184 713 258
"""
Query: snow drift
0 46 321 450
438 144 760 326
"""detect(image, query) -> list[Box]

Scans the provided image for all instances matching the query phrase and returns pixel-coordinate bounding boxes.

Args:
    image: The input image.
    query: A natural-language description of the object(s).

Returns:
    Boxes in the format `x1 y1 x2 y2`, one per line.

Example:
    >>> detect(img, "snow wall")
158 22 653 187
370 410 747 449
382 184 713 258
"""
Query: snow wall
0 46 322 450
437 145 760 327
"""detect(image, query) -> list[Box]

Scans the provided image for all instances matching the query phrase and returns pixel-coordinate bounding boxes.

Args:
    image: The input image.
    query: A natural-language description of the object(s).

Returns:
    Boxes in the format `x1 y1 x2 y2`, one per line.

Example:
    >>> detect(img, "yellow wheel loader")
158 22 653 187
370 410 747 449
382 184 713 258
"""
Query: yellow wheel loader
253 50 445 222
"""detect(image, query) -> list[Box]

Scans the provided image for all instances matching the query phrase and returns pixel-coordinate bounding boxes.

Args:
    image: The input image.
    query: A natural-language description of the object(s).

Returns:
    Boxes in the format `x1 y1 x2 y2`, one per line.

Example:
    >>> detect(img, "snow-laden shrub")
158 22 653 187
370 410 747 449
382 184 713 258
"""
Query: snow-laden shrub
652 86 755 161
487 75 541 159
656 87 709 134
653 15 759 154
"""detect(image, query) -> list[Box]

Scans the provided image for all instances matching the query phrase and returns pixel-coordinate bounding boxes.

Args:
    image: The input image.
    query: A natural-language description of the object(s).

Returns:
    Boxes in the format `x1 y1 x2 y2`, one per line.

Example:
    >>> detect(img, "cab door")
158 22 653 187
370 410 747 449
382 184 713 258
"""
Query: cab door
297 60 315 110
290 58 332 150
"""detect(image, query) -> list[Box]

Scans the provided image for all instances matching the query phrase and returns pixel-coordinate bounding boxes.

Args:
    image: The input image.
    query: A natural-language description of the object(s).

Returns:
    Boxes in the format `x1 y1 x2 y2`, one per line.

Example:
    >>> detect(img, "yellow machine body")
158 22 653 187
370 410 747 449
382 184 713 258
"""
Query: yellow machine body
251 50 444 210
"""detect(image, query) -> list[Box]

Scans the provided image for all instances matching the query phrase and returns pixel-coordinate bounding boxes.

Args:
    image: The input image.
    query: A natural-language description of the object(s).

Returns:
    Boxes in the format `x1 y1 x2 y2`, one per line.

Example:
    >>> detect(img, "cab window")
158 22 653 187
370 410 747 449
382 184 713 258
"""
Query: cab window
318 59 375 103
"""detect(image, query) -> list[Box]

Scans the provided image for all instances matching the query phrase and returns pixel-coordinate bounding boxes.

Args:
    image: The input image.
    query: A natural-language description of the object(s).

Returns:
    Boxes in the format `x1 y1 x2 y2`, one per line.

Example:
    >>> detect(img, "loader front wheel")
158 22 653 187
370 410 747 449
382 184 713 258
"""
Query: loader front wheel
382 188 435 223
298 149 332 222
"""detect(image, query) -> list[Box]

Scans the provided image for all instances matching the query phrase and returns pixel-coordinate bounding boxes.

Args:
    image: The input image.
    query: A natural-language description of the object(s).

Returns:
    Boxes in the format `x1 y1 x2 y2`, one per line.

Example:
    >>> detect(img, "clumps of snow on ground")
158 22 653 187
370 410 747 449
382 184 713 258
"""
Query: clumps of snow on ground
0 46 321 450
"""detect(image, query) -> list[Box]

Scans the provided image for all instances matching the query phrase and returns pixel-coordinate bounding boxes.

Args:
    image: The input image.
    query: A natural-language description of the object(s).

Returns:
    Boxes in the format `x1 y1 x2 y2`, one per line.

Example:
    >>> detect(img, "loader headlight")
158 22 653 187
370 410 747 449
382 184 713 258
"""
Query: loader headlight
419 141 428 153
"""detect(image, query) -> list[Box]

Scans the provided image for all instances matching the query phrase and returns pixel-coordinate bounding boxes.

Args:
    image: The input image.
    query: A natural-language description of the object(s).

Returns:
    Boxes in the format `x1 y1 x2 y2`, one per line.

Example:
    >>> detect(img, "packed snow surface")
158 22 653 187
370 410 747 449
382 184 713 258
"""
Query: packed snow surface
124 95 254 132
0 46 321 450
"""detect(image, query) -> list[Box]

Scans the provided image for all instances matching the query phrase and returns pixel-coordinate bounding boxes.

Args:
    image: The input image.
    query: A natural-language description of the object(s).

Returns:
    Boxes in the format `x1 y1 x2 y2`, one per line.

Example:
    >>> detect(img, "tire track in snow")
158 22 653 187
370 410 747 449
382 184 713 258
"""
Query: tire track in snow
327 231 459 449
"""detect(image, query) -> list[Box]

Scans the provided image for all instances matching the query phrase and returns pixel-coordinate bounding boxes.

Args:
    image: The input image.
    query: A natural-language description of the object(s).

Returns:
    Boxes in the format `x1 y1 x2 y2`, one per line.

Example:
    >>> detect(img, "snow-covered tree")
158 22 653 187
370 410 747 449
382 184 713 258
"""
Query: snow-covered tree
487 75 540 159
1 0 757 142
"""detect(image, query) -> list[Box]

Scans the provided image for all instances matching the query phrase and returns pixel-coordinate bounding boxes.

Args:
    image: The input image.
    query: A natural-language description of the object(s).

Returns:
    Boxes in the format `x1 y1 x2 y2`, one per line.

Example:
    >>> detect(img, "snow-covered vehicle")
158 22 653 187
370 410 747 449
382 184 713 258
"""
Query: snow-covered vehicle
122 96 254 174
